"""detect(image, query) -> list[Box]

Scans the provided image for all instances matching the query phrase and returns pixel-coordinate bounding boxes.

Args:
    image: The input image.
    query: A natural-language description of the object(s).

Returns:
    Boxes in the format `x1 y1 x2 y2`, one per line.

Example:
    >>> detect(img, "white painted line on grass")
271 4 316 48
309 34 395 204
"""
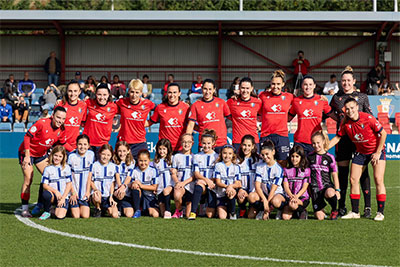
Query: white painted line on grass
14 212 389 267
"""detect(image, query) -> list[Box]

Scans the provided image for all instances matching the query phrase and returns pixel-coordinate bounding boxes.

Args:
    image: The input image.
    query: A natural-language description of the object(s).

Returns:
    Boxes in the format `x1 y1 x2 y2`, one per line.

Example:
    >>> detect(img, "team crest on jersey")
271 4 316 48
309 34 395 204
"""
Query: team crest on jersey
251 103 255 107
216 103 219 108
299 101 302 104
348 125 352 129
323 160 328 165
141 105 145 110
361 124 364 129
281 96 286 100
30 126 37 133
94 105 96 109
46 130 48 133
178 109 183 115
314 101 318 106
355 97 359 101
339 98 342 101
78 108 82 113
164 109 167 113
107 107 111 112
57 132 60 136
107 171 113 176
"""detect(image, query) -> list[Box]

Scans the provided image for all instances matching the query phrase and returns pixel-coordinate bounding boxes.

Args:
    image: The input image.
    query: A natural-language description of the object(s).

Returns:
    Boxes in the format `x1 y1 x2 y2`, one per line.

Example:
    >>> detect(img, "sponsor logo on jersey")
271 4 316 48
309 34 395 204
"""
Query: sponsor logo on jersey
30 126 37 133
168 118 178 126
69 117 79 125
45 138 53 145
303 109 313 117
131 111 142 119
95 113 106 121
205 112 216 120
107 171 114 176
240 110 251 118
354 133 364 141
271 104 282 112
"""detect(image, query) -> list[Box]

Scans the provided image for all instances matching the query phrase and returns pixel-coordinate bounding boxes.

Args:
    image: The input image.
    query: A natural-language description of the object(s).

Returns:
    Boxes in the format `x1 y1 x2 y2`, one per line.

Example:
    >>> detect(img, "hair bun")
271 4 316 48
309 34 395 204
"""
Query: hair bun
271 69 285 81
342 65 353 74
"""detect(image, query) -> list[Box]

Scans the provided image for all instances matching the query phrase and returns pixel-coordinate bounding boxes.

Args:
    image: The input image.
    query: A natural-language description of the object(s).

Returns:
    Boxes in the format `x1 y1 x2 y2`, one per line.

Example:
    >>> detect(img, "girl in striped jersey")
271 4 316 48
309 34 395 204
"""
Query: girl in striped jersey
282 145 310 220
215 145 242 220
39 146 72 220
189 129 219 220
85 144 119 218
250 140 286 220
68 134 95 218
130 149 159 218
151 139 174 219
237 135 260 218
113 141 135 218
171 133 195 218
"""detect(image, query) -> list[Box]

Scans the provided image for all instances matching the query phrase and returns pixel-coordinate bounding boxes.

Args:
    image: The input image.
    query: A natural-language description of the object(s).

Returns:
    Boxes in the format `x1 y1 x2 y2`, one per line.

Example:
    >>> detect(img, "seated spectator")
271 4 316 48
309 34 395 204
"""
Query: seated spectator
378 78 393 96
163 74 174 96
83 75 97 100
110 75 126 99
367 64 385 95
74 71 85 84
227 77 240 99
0 98 13 123
188 75 203 104
100 75 111 89
40 109 50 119
3 74 19 108
14 96 29 123
41 84 61 111
323 74 339 95
18 71 36 98
142 74 154 100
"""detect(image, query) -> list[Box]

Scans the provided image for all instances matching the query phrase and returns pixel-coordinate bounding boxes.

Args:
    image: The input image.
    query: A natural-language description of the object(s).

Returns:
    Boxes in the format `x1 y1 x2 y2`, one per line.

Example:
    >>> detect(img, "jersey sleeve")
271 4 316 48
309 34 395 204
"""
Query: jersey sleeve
41 167 50 184
172 155 178 169
323 99 333 115
223 100 231 117
288 102 296 117
65 166 72 182
283 169 289 183
369 115 383 133
214 163 222 179
328 154 338 173
188 104 197 122
150 106 160 123
235 166 241 181
273 167 283 186
255 164 263 183
337 122 346 137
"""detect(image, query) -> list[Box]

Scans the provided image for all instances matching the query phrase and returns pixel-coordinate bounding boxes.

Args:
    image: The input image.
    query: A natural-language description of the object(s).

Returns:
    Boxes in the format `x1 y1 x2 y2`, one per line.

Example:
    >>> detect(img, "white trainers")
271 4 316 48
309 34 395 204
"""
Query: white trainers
256 211 264 220
341 211 360 219
374 212 384 221
21 210 32 218
275 210 282 220
163 211 172 219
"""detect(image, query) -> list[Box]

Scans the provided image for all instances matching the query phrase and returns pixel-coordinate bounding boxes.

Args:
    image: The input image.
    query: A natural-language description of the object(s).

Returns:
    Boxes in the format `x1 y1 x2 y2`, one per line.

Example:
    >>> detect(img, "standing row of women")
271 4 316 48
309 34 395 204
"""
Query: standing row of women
18 66 387 221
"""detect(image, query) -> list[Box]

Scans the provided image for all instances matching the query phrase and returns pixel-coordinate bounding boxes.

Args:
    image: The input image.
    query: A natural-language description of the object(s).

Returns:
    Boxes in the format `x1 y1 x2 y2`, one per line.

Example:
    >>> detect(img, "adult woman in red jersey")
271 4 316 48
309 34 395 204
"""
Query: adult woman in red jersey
227 77 261 152
186 79 231 153
55 81 87 151
329 66 372 217
288 75 335 155
148 83 189 152
18 106 70 217
329 98 387 221
259 70 293 166
116 79 155 159
82 83 118 156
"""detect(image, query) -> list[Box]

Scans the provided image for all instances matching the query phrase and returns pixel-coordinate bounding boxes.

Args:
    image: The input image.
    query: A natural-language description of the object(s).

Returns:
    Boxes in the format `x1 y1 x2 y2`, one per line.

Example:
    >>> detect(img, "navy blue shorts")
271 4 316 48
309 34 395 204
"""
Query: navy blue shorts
260 134 290 161
294 142 314 156
90 146 101 161
182 190 193 204
335 135 355 162
78 199 90 207
141 193 158 210
352 150 386 166
56 199 70 210
100 196 111 209
216 196 235 207
18 151 48 165
69 200 79 209
207 189 217 209
311 186 333 212
213 146 225 154
118 196 133 209
129 142 148 160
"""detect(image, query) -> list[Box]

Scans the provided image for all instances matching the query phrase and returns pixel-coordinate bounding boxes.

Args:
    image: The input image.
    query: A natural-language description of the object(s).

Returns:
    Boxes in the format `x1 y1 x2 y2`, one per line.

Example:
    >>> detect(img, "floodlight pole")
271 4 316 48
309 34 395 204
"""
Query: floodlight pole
373 0 377 12
395 0 398 12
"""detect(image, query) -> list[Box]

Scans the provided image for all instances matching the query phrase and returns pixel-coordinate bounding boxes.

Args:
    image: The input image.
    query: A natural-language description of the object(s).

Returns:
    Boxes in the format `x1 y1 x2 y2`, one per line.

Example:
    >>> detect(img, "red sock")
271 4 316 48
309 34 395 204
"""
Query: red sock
21 192 30 205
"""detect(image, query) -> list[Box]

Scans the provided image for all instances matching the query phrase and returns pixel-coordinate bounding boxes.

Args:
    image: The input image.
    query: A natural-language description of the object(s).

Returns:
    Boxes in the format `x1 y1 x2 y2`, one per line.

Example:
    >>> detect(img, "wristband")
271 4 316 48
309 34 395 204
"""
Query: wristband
335 189 341 192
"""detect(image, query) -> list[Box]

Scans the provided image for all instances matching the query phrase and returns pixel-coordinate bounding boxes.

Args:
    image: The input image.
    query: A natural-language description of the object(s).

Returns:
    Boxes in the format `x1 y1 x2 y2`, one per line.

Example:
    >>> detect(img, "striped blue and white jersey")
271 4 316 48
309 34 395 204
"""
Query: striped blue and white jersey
90 161 118 198
255 161 284 195
193 151 218 179
214 162 241 198
68 150 95 200
116 162 135 197
151 159 172 195
129 166 158 197
41 165 72 197
172 153 194 193
238 157 259 193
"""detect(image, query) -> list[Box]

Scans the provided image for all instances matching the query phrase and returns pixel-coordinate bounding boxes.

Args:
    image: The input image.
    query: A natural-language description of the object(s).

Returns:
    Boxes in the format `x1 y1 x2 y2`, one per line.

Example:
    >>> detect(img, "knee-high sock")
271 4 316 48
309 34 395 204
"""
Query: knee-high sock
338 166 349 209
377 194 386 213
228 198 236 215
350 194 360 213
37 183 44 206
164 194 171 212
327 195 338 212
360 168 371 208
42 190 53 212
190 185 203 213
132 189 140 212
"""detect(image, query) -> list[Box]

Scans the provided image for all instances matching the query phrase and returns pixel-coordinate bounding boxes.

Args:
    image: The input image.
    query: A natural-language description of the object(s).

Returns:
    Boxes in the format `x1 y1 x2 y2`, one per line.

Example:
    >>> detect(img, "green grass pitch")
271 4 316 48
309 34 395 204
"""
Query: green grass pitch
0 159 399 266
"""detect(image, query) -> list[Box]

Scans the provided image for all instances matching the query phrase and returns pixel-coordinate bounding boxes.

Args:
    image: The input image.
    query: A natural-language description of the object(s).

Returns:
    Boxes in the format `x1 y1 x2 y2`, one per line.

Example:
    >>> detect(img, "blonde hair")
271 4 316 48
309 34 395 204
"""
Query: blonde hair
113 141 134 166
128 79 143 91
49 145 67 168
341 65 354 78
271 69 286 82
311 130 330 151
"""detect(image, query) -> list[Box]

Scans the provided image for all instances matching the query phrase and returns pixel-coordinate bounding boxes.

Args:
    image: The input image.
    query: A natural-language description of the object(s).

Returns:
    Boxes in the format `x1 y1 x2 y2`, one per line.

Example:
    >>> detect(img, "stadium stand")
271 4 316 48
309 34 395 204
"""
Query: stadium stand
13 122 25 132
0 122 12 132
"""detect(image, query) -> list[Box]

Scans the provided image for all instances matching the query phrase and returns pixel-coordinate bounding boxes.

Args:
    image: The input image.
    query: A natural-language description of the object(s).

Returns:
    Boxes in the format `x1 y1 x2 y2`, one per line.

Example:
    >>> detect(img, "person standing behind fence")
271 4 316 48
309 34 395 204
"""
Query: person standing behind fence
44 51 61 86
292 50 310 93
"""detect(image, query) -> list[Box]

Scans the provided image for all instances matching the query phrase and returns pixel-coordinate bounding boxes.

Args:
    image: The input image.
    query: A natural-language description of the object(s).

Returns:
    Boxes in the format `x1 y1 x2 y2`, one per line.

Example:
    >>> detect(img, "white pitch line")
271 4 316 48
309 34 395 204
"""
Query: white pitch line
14 212 389 267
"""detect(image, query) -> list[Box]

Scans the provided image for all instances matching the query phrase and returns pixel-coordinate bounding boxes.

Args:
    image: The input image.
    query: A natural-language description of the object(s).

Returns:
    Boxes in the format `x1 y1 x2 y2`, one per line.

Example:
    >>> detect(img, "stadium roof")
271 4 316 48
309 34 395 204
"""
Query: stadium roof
0 10 399 32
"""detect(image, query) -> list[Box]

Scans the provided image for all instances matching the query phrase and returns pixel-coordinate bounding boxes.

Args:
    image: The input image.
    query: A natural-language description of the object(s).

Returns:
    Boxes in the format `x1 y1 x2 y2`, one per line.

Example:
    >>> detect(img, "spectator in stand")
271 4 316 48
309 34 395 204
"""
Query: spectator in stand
44 51 61 86
42 84 61 111
110 74 126 99
292 50 310 93
367 64 385 95
83 75 97 100
100 75 111 89
14 96 29 123
142 74 153 100
227 77 240 99
323 74 339 95
188 75 203 104
0 98 13 123
74 71 85 85
378 78 393 96
163 74 175 97
3 74 19 108
18 72 36 98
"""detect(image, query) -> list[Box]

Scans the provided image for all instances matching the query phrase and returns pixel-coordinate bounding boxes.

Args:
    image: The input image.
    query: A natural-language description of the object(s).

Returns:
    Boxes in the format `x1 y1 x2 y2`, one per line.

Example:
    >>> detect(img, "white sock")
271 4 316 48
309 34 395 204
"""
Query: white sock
22 204 29 211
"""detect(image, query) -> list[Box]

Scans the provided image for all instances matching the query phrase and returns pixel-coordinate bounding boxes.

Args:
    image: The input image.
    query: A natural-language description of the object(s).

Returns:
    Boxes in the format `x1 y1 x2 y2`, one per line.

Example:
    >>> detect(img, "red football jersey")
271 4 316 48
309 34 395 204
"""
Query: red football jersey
150 101 189 151
289 95 332 144
117 98 155 144
55 100 87 149
82 99 118 147
338 112 383 154
188 97 231 147
227 97 261 144
259 91 293 137
19 118 67 157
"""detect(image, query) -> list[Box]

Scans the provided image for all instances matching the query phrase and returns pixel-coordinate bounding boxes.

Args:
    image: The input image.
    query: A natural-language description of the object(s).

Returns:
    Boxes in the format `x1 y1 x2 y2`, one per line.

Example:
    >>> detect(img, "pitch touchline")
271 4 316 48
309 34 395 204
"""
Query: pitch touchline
14 212 389 267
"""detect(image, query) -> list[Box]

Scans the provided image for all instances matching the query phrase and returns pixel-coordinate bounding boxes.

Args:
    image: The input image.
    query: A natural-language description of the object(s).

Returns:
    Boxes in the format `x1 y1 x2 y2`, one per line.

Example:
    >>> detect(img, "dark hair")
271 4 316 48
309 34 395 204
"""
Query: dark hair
137 149 150 159
113 75 119 79
287 145 309 171
202 79 218 97
162 82 181 104
330 74 336 79
142 74 149 79
154 139 172 165
239 77 258 98
98 144 114 158
100 75 109 83
232 77 240 84
216 144 237 164
62 80 81 104
260 139 275 152
95 84 113 103
168 74 174 78
53 106 66 115
238 135 259 165
201 129 218 143
344 97 358 106
298 50 304 54
76 134 90 145
302 75 315 84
